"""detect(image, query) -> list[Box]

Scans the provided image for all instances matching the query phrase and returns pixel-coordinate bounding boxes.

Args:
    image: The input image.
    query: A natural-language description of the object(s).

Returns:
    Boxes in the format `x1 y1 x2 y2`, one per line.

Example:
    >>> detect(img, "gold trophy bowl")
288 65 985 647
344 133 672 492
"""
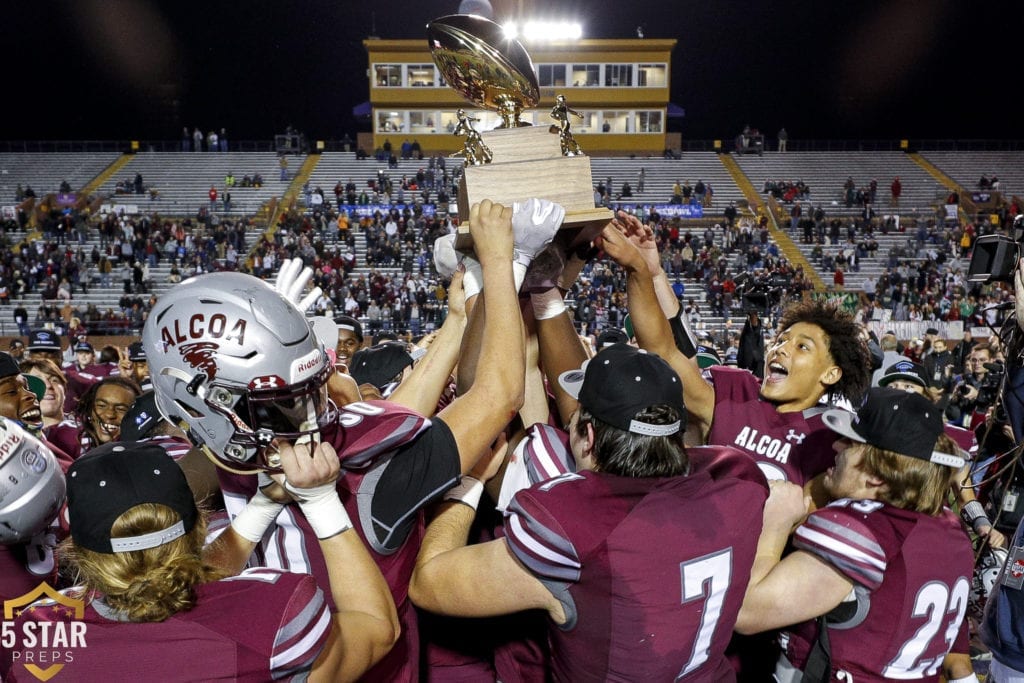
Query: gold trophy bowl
426 14 613 252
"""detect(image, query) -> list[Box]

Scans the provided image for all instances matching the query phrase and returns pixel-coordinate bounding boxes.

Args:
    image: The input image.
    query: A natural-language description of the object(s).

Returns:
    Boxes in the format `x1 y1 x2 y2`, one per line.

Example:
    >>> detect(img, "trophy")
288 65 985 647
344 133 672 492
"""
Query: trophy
427 14 613 252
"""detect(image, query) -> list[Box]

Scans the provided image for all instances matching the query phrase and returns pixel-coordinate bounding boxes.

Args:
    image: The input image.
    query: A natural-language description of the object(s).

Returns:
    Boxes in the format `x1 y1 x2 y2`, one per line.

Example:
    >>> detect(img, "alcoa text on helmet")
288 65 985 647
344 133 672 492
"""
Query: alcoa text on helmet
142 272 334 472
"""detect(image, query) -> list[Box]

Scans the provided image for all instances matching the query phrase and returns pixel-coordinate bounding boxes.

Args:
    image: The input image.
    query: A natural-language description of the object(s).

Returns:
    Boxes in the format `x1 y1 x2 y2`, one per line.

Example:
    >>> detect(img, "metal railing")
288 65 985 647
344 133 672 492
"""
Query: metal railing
4 138 1024 155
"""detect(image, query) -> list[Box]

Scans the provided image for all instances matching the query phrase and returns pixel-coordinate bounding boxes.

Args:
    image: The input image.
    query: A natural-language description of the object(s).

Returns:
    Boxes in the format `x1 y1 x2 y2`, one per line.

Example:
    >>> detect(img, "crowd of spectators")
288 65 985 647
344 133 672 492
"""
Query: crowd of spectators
762 178 810 202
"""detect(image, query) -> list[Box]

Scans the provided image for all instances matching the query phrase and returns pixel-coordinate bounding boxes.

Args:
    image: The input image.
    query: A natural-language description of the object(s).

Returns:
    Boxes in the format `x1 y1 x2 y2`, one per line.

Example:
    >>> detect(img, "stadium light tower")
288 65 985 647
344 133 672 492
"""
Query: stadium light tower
502 20 582 42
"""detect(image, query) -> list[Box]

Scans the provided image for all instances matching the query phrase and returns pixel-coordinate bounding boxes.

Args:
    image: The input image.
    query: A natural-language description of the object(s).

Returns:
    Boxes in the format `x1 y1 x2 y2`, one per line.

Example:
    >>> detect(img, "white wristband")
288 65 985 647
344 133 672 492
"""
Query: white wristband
285 482 353 540
443 476 484 510
948 674 979 683
230 489 285 543
462 256 484 300
530 288 567 320
513 261 528 292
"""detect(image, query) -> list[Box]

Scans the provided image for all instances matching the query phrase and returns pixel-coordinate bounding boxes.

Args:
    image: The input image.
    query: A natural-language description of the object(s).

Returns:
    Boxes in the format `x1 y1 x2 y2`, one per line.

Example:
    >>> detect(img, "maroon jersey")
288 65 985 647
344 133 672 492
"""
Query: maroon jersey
784 500 973 681
44 419 91 461
504 445 769 681
706 366 841 484
2 568 330 682
216 400 460 683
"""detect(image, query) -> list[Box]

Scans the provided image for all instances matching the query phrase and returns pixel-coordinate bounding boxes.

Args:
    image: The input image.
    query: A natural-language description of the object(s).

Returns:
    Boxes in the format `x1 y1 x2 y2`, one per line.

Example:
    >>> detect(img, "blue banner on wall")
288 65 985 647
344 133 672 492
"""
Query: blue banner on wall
611 203 704 218
344 203 437 218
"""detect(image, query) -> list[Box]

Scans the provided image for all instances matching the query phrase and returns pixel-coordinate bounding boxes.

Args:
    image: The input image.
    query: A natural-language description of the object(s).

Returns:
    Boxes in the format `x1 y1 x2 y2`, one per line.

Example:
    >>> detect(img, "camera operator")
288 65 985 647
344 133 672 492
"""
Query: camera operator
980 257 1024 681
947 343 1000 428
737 308 766 379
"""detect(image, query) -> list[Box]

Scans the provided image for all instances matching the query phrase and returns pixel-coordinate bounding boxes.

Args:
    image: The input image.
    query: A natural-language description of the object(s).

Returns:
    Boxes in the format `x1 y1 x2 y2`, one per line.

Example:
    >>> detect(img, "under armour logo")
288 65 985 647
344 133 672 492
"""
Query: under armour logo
249 375 286 391
785 429 806 444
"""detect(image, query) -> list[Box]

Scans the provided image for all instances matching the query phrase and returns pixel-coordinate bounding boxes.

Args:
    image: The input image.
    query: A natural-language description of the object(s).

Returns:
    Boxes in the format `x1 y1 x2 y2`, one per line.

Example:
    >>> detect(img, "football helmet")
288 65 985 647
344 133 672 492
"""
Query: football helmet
142 272 334 473
0 417 66 545
968 543 1009 621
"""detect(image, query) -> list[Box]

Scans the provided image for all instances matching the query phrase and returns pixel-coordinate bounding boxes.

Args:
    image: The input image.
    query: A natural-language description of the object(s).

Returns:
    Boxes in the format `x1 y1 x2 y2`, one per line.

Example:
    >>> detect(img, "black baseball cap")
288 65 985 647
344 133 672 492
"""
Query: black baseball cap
878 360 929 390
67 442 197 554
349 342 414 392
127 341 147 362
119 392 162 442
596 328 629 350
334 315 363 343
0 352 20 378
27 329 61 352
73 341 94 353
823 387 963 468
558 343 686 436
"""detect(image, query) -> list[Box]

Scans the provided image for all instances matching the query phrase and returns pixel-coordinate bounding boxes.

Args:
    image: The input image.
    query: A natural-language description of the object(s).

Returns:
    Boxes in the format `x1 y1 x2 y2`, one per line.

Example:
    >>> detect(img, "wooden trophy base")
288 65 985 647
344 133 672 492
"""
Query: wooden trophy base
453 126 613 252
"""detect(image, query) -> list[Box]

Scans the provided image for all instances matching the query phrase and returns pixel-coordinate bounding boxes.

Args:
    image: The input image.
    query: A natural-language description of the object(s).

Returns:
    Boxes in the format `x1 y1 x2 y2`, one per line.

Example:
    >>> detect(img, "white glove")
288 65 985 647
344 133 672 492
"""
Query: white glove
274 258 322 313
511 198 565 268
284 480 352 540
433 233 461 279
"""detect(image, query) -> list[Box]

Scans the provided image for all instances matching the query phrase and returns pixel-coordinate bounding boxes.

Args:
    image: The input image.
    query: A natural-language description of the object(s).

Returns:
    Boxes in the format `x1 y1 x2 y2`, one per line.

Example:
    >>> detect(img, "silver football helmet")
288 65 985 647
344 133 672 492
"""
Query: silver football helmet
142 272 334 473
0 417 66 545
969 543 1009 620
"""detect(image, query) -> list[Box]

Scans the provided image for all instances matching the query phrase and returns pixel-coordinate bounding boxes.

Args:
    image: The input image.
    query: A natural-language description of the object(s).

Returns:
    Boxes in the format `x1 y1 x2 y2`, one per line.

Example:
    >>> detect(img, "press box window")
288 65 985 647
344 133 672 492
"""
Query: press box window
638 64 667 87
604 64 633 87
571 64 600 87
537 64 567 87
407 64 437 87
374 64 401 87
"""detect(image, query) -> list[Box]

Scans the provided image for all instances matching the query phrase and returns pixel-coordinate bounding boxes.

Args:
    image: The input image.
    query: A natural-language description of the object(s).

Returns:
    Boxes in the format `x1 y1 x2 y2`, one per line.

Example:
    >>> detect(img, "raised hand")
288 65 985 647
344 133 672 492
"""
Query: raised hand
595 220 648 274
468 200 514 266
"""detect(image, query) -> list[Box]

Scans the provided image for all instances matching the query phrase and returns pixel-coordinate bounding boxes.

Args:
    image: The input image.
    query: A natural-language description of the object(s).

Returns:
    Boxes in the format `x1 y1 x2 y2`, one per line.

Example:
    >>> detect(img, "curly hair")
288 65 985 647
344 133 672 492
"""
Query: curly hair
776 299 871 404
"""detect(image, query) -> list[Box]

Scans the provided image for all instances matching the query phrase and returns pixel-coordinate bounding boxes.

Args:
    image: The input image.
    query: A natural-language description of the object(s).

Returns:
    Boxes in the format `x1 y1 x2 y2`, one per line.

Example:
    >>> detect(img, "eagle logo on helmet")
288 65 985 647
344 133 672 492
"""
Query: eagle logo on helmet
179 342 220 380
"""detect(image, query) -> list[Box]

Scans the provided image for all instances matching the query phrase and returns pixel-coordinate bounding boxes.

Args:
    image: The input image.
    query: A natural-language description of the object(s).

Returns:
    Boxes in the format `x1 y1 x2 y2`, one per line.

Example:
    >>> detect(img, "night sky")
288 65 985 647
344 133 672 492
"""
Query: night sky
7 0 1017 143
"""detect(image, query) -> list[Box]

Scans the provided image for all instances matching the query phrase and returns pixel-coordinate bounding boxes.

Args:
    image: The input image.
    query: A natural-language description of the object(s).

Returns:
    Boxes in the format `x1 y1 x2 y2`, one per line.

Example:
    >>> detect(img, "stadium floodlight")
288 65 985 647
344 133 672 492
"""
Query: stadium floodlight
502 20 582 42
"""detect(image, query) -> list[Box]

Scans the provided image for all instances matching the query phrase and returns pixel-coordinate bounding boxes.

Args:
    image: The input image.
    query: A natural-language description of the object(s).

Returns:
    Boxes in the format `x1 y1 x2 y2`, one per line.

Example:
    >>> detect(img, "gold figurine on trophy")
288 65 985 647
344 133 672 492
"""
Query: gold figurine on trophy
550 95 584 157
452 109 494 165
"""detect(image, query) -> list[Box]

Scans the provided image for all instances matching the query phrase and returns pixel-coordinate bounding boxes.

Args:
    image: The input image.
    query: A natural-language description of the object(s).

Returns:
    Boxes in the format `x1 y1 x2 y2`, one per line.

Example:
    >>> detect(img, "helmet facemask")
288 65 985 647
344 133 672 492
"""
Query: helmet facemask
200 362 335 473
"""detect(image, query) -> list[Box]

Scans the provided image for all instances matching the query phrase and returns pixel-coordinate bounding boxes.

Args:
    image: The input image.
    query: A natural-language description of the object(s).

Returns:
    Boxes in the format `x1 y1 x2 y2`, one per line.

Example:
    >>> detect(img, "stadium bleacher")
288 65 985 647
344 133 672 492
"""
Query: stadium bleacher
1 146 1019 340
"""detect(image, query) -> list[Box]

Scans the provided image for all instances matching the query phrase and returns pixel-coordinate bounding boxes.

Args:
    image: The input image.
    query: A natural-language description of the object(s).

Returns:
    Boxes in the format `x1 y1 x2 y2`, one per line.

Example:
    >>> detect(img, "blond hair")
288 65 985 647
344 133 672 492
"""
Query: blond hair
61 504 225 622
858 433 957 516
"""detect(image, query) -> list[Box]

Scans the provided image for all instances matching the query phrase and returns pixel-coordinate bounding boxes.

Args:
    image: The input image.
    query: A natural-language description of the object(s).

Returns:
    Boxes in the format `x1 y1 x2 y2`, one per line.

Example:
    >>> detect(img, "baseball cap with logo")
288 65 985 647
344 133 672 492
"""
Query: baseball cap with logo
119 392 162 442
74 340 94 354
67 442 198 554
823 387 963 468
877 360 929 390
127 341 147 362
558 343 686 436
695 344 722 369
27 329 61 352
